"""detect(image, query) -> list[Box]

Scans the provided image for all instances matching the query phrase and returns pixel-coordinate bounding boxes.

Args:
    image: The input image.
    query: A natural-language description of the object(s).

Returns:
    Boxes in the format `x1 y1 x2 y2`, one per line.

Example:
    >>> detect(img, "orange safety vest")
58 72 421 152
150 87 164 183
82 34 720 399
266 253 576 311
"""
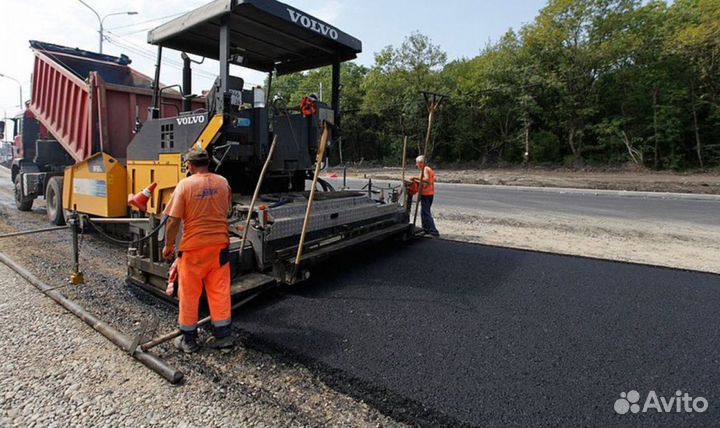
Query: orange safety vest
300 97 318 117
420 166 435 196
163 173 231 252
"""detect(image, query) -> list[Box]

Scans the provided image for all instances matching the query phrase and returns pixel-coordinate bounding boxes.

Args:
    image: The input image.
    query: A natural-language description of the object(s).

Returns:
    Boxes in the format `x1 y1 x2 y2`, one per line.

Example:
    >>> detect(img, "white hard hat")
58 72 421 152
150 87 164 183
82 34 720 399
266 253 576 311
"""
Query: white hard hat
416 155 425 164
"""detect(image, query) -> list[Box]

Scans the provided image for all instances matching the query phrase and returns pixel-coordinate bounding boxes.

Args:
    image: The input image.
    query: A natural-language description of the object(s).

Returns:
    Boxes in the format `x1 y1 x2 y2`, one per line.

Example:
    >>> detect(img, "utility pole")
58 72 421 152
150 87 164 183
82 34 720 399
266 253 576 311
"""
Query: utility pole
77 0 137 54
0 73 23 108
2 108 7 144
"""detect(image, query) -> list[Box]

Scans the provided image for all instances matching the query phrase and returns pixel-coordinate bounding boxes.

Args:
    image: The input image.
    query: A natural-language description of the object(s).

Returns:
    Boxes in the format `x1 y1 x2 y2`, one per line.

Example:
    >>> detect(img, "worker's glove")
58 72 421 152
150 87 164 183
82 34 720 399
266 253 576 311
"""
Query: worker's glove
162 244 175 261
166 259 179 296
406 180 420 196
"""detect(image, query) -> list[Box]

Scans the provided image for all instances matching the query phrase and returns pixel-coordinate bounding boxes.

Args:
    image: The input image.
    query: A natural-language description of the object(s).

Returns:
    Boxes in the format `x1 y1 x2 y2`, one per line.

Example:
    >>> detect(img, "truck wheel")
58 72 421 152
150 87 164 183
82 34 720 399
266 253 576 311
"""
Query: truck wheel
46 177 66 226
14 175 34 212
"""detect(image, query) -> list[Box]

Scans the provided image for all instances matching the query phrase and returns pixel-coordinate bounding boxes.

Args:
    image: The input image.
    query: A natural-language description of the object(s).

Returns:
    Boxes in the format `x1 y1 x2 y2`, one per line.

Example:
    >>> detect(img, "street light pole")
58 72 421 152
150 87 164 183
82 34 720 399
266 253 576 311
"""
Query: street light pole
77 0 102 52
76 0 137 54
2 109 7 144
100 11 138 54
0 73 23 108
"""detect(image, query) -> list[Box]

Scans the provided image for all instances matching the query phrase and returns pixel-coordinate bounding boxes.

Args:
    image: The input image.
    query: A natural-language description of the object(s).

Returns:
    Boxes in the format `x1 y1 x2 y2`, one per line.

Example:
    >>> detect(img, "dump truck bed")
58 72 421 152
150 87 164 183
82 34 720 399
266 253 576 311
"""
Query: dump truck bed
27 40 202 163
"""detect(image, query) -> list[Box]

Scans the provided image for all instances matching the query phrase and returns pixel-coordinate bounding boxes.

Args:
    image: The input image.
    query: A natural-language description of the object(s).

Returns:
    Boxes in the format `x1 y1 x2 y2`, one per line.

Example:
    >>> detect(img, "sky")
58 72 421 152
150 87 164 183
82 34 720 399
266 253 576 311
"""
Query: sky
0 0 547 135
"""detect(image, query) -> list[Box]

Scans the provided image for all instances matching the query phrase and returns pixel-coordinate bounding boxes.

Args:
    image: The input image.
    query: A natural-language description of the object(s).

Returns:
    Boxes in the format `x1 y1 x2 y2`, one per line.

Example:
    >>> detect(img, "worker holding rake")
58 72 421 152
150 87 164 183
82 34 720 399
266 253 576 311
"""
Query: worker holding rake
412 155 440 237
162 148 234 353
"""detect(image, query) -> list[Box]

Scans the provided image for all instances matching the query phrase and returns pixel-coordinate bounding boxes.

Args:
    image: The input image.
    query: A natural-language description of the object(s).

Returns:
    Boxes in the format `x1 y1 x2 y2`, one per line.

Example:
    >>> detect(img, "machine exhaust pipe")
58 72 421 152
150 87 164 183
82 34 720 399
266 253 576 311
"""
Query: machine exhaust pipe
181 53 192 113
0 252 184 384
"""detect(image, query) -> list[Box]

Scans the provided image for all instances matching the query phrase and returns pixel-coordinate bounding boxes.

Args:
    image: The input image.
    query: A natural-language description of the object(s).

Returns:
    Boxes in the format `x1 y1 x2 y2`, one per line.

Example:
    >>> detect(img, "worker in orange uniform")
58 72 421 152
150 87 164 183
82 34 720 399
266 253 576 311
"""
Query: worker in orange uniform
412 155 440 237
162 148 234 353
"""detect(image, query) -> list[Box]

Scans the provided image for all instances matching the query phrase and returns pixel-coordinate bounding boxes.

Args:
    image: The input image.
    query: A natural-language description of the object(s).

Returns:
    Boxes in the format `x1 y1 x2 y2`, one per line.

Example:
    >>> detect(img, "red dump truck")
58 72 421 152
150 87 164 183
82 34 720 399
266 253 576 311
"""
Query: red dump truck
11 40 202 224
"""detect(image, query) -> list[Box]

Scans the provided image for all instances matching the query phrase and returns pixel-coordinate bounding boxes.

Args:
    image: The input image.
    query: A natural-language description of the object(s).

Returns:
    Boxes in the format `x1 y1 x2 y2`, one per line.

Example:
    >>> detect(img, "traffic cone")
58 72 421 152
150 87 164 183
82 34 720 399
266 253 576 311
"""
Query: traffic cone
128 182 157 212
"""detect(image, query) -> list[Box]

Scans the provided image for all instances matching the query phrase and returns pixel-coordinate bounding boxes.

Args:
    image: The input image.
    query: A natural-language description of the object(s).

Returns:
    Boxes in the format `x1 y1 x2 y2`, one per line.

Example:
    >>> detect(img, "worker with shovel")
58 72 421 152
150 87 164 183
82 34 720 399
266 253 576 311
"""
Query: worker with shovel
162 148 234 353
412 155 440 237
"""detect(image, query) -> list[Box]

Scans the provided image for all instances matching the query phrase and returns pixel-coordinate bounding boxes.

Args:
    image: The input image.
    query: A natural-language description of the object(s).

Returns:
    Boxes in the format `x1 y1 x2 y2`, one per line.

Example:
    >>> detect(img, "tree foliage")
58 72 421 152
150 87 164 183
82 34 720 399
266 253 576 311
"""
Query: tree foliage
271 0 720 170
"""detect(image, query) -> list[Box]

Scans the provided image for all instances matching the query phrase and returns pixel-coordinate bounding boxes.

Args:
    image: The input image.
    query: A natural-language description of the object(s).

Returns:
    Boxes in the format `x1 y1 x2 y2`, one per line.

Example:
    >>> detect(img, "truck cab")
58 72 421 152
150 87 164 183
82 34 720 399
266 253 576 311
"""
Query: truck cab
10 107 74 221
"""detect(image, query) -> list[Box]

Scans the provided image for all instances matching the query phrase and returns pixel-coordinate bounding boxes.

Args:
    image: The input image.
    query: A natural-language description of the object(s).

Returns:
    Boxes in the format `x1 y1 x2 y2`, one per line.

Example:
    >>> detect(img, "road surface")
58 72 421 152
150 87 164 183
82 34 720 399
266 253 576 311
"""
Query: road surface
239 238 720 427
328 177 720 227
2 165 719 426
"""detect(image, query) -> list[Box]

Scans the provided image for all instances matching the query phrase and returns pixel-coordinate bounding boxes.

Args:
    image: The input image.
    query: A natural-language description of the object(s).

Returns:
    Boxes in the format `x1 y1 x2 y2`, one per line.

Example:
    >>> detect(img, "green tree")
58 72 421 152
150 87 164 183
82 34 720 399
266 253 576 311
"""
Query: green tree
267 1 720 170
666 0 720 168
362 32 448 161
522 0 641 166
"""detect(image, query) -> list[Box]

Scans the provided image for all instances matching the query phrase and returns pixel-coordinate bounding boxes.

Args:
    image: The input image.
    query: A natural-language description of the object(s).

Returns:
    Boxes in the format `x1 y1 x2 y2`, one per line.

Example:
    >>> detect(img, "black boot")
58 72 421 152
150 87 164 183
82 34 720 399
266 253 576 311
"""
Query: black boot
174 330 200 354
206 325 234 351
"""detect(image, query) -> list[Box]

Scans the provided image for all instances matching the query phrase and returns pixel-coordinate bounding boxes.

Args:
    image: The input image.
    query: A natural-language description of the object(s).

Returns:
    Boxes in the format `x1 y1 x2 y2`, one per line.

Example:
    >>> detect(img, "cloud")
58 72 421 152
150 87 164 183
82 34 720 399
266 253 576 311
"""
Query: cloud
309 0 342 23
0 0 346 130
0 0 266 122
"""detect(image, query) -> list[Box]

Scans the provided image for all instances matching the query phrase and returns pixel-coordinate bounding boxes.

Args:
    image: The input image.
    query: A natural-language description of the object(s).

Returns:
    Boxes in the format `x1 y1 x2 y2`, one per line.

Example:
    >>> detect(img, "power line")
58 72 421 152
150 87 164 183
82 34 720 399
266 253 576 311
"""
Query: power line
104 0 213 31
103 28 265 89
107 38 185 70
115 27 156 37
104 32 264 88
105 33 201 74
105 12 185 31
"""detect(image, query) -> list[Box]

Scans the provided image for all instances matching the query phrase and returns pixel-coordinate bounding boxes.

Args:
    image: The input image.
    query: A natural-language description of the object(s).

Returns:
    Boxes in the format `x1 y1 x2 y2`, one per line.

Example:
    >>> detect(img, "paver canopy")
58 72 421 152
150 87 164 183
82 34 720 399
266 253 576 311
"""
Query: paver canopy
148 0 362 75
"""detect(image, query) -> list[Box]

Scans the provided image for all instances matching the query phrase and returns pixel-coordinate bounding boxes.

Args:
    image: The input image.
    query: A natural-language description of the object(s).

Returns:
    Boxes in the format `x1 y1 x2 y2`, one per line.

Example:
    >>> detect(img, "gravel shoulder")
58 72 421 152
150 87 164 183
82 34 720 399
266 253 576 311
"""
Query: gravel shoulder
434 208 720 275
338 166 720 194
0 166 403 427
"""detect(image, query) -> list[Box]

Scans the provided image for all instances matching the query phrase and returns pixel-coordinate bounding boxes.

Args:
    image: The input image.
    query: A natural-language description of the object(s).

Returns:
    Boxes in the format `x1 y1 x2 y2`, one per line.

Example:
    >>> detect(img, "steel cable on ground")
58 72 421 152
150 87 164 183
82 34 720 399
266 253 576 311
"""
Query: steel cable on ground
84 216 169 246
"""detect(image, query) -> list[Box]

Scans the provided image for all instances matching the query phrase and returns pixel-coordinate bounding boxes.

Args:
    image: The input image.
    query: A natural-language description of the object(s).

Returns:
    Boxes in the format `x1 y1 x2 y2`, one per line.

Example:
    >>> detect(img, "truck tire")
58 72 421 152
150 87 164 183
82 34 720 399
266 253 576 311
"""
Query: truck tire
46 176 66 226
14 175 34 212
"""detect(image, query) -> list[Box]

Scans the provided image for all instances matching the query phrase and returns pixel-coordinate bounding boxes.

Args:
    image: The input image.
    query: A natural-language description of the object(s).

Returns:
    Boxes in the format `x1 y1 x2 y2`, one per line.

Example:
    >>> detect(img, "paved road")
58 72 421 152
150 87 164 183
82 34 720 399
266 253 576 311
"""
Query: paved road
239 239 720 427
3 164 719 426
328 177 720 227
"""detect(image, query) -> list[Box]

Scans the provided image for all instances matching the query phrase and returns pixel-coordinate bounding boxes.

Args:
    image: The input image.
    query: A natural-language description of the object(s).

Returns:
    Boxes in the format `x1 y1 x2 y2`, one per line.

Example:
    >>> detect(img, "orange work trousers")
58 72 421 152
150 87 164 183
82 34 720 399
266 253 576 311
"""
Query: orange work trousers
177 244 231 332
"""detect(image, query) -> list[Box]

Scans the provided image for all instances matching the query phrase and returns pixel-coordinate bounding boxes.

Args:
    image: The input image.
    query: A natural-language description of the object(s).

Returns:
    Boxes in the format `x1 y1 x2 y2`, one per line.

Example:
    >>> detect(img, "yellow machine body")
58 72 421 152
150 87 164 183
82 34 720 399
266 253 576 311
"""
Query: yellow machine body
125 114 224 215
195 114 224 150
63 153 128 217
126 154 184 215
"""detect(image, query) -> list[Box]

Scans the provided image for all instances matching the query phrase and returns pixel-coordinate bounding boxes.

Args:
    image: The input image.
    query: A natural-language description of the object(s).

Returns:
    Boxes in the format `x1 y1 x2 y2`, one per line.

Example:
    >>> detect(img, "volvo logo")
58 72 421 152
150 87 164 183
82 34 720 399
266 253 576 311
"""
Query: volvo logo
176 115 205 126
287 8 339 40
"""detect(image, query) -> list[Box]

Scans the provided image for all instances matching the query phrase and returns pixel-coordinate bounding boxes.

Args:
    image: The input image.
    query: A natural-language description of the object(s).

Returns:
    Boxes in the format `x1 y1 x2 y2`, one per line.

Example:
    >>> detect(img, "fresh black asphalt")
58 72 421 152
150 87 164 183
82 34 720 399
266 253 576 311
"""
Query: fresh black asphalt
239 239 720 427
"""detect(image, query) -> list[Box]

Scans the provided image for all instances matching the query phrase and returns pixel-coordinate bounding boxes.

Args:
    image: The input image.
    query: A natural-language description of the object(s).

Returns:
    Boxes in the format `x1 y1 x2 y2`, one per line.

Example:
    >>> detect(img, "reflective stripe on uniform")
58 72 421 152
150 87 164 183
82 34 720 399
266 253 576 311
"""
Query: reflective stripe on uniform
212 319 231 328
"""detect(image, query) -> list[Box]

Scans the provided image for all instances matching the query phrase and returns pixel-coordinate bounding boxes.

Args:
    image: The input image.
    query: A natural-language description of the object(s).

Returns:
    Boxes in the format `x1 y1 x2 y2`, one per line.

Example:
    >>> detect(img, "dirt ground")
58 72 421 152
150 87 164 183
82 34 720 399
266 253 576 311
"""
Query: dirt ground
433 209 720 275
331 165 720 274
337 166 720 194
